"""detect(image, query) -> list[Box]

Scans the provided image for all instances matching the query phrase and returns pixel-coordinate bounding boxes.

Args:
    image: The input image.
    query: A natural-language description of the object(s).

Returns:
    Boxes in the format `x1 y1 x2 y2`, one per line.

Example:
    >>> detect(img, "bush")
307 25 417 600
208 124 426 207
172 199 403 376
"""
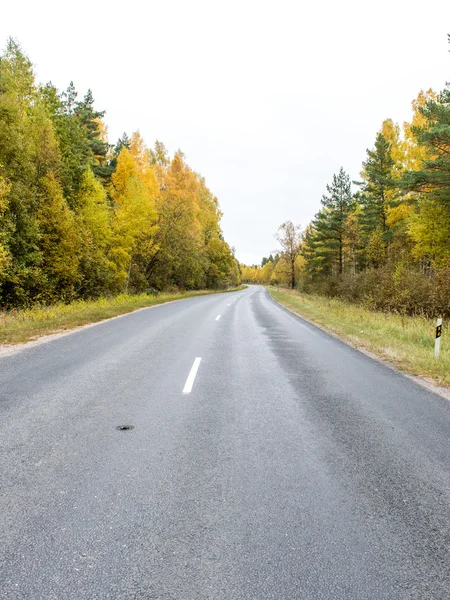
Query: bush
302 262 450 318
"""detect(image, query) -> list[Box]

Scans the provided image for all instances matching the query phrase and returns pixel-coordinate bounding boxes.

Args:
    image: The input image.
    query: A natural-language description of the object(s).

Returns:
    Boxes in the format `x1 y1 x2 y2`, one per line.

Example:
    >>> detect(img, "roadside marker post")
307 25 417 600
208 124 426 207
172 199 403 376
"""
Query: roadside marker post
435 318 442 359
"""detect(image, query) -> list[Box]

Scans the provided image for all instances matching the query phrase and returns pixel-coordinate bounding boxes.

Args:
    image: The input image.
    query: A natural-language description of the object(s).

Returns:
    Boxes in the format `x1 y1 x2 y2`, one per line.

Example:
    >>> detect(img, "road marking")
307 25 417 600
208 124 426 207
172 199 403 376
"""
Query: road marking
227 303 231 306
183 358 202 394
216 314 221 321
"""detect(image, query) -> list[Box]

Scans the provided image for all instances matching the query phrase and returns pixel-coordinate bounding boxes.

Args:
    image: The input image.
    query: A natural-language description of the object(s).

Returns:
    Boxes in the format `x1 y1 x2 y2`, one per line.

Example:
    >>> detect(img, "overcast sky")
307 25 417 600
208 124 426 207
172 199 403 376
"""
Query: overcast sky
2 0 449 264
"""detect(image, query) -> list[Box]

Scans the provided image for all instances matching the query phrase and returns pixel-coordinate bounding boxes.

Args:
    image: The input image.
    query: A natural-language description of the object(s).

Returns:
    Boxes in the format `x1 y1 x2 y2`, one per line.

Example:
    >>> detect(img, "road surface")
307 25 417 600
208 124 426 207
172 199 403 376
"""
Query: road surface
1 285 449 599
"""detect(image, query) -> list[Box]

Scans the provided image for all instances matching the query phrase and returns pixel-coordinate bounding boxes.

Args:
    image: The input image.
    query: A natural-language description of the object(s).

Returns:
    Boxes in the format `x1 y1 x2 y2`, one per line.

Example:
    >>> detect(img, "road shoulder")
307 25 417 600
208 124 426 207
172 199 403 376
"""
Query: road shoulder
268 287 450 402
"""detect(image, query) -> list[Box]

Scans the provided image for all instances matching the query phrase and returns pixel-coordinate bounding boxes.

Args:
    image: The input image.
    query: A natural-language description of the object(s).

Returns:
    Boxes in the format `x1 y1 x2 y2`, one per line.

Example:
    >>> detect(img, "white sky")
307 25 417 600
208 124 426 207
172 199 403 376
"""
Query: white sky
2 0 449 265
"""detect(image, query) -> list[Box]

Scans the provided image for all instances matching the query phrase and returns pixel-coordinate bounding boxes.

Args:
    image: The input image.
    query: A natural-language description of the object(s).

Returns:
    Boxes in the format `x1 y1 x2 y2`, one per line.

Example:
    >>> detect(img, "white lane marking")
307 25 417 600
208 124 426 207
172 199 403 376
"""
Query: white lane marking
216 314 221 321
227 303 231 306
183 358 202 394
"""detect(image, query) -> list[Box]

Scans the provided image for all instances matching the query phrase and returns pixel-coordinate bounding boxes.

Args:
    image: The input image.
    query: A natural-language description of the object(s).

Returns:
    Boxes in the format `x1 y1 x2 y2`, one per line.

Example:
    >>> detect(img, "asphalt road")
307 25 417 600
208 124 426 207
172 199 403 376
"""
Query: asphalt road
1 285 450 600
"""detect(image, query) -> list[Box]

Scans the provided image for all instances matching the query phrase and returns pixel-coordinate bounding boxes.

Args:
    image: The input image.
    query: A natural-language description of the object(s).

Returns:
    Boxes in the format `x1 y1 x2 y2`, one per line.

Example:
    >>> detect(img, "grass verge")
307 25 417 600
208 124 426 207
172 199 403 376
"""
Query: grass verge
0 287 244 346
269 287 450 388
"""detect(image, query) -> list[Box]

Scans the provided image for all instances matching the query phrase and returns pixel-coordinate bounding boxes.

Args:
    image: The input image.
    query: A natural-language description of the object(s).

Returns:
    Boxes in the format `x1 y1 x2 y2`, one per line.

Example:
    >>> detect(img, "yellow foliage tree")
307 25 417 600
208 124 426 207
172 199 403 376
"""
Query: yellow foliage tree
408 200 450 266
37 173 81 300
76 168 114 295
110 144 158 289
0 169 11 279
402 89 437 172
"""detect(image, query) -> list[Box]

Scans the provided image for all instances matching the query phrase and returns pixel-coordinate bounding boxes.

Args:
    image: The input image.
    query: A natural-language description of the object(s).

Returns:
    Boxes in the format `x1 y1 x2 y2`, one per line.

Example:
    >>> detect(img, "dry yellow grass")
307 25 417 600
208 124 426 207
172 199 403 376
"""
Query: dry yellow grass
269 287 450 388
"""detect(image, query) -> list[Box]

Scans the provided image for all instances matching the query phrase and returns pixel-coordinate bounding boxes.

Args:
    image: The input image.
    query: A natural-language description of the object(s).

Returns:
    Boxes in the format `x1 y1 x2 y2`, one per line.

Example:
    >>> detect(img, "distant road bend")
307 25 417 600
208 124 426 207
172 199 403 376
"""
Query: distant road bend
1 285 450 599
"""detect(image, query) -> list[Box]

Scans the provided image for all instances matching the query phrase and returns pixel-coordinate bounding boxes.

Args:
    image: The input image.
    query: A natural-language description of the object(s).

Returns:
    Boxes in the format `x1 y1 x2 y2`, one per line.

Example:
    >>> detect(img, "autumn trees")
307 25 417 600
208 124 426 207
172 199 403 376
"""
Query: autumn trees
0 40 238 308
301 76 450 315
243 38 450 317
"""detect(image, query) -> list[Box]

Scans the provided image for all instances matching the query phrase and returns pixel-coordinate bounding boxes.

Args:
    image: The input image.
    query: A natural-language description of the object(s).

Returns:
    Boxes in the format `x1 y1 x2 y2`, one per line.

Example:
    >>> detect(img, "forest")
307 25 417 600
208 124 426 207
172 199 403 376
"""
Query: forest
0 39 239 309
242 37 450 318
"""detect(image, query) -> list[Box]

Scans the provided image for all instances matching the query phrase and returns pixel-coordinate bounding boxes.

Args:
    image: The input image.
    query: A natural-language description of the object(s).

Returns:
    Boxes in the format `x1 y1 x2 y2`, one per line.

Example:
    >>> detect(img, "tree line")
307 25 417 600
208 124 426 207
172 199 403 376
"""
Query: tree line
0 39 239 308
242 37 450 318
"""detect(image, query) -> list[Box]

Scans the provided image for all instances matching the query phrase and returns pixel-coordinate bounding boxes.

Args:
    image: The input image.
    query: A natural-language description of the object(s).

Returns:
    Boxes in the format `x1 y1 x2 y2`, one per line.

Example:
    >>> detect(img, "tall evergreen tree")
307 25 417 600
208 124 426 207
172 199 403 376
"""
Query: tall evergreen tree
42 82 92 202
404 84 450 209
312 168 354 275
356 132 396 264
75 89 111 183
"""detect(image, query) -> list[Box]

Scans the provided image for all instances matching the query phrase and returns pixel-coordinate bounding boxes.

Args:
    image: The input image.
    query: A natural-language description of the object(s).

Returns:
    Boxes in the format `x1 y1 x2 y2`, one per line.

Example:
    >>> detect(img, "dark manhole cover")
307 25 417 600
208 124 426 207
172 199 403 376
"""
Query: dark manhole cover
116 425 134 431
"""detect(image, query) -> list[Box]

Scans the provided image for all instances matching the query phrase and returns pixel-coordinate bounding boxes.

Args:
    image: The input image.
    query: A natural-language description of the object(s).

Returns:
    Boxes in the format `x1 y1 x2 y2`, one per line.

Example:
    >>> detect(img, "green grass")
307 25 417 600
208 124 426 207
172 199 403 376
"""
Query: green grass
0 287 244 346
269 287 450 388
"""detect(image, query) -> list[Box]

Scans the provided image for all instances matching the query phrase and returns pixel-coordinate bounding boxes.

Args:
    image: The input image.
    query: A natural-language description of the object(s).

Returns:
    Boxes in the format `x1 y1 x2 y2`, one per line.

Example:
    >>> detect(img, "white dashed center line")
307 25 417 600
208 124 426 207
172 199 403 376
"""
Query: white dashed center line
183 358 202 394
216 315 221 321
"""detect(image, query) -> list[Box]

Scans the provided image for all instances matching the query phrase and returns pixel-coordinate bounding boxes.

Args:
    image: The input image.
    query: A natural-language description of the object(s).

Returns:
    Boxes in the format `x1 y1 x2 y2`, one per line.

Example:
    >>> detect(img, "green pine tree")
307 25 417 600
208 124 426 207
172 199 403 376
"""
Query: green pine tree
404 83 450 209
75 89 111 184
356 132 396 264
313 167 354 275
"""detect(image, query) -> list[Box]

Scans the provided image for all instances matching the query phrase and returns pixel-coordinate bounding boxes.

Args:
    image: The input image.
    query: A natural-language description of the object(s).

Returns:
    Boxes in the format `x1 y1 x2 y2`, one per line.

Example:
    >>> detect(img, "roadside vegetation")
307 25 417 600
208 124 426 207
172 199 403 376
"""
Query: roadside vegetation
270 287 450 388
0 287 243 346
242 36 450 321
0 39 240 312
